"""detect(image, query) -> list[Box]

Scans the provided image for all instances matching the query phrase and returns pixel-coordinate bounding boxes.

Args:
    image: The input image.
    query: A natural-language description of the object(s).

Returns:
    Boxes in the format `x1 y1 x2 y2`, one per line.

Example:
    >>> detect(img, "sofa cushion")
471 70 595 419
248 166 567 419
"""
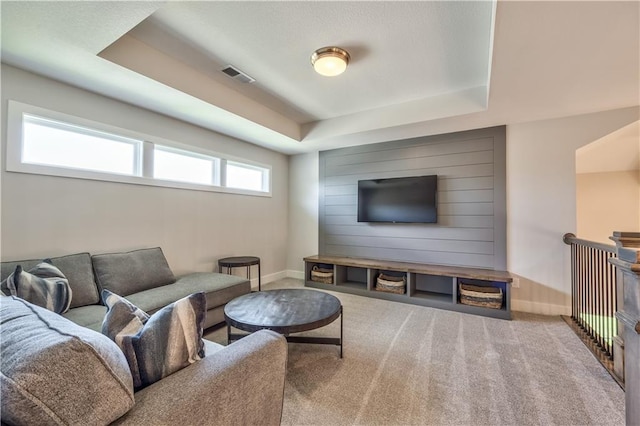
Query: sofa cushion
0 296 134 425
62 304 108 332
92 248 176 297
1 252 99 308
101 290 206 390
126 272 250 316
5 262 72 314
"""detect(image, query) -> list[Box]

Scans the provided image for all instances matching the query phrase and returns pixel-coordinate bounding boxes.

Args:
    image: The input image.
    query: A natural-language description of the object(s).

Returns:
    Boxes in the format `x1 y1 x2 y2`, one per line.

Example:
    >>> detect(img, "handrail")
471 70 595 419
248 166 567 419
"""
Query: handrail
611 231 640 248
563 233 616 253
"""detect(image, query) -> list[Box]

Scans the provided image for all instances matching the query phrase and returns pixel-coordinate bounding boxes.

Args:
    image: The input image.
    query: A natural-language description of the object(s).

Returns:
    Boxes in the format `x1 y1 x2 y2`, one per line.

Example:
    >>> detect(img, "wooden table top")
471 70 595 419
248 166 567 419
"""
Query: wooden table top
304 254 512 282
218 256 260 267
224 289 342 334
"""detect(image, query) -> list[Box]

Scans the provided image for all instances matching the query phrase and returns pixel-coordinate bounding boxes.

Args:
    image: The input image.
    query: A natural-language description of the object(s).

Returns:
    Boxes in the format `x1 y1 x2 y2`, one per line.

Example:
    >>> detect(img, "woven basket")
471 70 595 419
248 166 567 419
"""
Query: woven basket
459 283 503 309
310 265 334 284
376 273 406 294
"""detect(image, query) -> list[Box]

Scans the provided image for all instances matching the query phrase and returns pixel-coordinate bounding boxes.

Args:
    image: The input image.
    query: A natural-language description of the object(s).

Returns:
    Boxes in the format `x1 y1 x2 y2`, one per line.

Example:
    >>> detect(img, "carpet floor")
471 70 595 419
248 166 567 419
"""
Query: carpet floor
205 278 624 425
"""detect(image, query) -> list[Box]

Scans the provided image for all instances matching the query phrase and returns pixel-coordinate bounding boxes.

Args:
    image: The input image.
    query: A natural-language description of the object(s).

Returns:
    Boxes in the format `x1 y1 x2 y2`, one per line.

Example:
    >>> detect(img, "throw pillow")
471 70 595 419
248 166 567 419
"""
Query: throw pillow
92 247 176 297
1 253 100 308
101 290 206 390
5 262 72 314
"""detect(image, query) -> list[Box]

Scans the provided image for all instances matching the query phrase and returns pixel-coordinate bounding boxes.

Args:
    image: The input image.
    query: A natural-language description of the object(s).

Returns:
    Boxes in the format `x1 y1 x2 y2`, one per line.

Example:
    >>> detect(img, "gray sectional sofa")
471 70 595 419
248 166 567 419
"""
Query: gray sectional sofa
0 247 250 331
0 247 289 425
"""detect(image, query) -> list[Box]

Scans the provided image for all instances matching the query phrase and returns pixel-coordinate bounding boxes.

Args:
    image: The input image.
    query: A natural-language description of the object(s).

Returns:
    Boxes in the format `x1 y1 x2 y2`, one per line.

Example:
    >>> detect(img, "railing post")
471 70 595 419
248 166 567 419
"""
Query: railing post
609 232 640 425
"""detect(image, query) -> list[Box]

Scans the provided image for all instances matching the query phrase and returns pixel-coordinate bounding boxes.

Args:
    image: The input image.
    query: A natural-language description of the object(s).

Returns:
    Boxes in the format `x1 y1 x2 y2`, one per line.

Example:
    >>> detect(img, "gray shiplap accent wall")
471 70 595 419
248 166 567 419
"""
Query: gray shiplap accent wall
319 126 507 270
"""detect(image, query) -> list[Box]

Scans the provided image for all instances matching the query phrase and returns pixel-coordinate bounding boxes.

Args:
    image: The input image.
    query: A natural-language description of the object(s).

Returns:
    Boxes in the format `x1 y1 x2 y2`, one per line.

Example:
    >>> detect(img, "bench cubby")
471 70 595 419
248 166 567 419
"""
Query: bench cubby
303 255 512 320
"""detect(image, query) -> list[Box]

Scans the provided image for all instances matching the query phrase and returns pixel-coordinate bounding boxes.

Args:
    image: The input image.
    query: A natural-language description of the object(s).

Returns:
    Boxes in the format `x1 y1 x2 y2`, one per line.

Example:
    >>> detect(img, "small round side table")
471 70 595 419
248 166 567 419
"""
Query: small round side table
218 256 261 291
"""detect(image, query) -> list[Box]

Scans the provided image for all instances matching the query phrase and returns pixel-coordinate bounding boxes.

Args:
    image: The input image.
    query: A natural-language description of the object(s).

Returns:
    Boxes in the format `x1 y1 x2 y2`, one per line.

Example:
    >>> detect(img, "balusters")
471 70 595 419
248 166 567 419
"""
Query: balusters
566 235 617 359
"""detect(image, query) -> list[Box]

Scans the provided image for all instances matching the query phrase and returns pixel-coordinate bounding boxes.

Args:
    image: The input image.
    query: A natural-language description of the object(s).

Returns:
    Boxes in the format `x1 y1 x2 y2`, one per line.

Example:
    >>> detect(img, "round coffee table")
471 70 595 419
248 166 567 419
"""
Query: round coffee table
224 289 343 357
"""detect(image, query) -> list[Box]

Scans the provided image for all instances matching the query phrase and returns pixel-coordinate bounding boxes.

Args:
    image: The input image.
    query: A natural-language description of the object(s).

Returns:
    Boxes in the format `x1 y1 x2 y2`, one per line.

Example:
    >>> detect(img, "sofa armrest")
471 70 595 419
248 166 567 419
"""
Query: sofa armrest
113 330 288 426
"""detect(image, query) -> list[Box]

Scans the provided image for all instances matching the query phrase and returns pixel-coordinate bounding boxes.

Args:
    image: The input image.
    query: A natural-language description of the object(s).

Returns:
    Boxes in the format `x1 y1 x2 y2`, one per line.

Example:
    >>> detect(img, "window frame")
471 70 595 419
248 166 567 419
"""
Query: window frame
21 113 144 177
224 160 271 193
153 144 221 187
6 100 272 197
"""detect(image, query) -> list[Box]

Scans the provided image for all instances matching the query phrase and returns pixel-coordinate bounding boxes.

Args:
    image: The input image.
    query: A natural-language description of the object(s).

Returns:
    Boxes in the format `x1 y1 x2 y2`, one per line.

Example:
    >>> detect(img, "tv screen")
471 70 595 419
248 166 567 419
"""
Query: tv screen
357 175 437 223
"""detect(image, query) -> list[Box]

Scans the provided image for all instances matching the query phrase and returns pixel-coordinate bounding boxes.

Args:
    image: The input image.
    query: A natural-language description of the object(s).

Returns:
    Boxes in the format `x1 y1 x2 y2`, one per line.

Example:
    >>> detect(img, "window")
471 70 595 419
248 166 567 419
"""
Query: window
7 101 271 197
226 161 269 192
153 145 219 186
22 114 141 176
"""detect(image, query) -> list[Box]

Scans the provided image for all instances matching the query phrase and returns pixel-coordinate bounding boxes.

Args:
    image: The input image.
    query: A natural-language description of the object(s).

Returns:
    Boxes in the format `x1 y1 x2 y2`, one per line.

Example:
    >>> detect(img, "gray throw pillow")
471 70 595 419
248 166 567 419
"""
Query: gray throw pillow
5 262 72 314
101 290 206 390
1 253 100 308
92 247 176 297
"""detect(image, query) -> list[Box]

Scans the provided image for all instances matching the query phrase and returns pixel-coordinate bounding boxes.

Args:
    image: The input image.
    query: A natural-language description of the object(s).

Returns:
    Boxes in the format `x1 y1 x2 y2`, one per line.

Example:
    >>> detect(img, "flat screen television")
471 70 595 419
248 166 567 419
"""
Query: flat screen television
357 175 437 223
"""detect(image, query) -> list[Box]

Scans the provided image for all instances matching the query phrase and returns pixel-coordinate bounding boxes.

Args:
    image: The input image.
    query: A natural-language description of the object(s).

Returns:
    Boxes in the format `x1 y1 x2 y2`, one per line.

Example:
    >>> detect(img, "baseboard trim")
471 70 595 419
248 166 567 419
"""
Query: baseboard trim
286 270 305 280
250 271 288 290
257 272 571 316
512 299 570 316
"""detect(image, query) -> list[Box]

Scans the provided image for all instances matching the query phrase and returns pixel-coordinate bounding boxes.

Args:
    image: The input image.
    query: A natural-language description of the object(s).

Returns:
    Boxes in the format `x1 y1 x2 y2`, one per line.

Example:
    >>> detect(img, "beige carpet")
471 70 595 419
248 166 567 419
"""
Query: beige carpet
206 278 624 425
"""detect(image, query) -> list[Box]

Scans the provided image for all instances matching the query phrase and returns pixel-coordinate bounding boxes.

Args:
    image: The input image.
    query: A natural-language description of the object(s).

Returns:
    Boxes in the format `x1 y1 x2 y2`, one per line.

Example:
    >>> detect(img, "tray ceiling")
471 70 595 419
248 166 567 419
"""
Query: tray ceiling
1 1 638 154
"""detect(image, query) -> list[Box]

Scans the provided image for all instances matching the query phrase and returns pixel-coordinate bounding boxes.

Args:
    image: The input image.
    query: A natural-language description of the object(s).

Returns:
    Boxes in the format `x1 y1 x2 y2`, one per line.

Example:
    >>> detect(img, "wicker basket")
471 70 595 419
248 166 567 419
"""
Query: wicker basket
376 273 406 294
459 283 503 309
310 265 334 284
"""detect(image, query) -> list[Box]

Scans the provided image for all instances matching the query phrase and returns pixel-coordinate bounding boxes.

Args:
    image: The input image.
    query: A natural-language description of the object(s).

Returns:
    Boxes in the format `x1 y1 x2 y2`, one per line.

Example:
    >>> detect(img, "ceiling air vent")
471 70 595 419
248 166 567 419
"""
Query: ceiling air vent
221 65 255 84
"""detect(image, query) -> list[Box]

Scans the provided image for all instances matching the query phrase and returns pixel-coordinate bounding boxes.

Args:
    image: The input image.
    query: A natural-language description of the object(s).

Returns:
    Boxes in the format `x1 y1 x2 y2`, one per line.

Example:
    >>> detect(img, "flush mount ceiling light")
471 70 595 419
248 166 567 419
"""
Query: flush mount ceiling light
311 46 350 77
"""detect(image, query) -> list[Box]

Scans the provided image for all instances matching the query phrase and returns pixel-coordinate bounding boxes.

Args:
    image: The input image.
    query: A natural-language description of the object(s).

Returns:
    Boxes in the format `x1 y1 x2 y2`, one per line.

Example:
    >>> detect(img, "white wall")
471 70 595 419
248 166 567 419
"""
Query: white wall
506 107 639 315
287 106 640 315
0 65 289 285
576 170 640 244
286 152 319 275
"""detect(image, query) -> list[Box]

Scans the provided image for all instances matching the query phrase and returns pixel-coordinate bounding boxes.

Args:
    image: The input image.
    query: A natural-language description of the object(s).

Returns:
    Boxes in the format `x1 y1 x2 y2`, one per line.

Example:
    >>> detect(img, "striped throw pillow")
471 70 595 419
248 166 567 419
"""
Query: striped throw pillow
101 290 206 389
5 262 72 314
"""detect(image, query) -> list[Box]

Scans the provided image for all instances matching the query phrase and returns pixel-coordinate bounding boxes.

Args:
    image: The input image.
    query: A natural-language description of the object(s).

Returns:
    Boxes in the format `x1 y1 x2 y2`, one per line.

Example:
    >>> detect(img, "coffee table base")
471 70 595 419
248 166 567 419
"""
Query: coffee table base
227 308 343 358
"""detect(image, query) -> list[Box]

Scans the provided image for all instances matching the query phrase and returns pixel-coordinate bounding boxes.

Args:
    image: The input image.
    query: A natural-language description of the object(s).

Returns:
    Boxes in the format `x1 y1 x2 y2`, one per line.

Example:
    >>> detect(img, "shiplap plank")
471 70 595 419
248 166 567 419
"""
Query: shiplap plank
324 176 494 194
324 137 494 167
324 202 495 217
326 150 494 177
324 195 356 206
323 163 494 186
325 205 357 216
437 215 494 228
437 189 493 203
324 224 494 241
324 245 495 269
324 184 357 196
325 215 494 228
324 235 494 254
324 189 494 206
438 176 494 191
324 215 358 225
438 203 494 216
